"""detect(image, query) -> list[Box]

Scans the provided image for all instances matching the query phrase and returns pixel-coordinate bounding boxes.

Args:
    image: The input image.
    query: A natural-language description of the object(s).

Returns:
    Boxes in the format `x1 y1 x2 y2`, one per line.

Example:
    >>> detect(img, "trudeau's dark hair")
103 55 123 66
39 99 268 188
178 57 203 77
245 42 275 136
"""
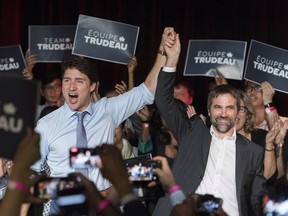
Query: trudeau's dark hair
207 84 241 112
61 56 98 83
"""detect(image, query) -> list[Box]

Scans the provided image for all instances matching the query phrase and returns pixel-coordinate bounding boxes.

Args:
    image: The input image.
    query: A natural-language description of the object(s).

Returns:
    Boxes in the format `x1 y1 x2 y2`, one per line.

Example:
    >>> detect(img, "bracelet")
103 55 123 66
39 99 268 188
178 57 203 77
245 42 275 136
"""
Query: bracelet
265 146 275 152
7 179 27 193
167 184 181 195
264 103 275 108
158 49 167 56
141 122 149 128
95 198 112 214
277 143 283 148
265 107 277 114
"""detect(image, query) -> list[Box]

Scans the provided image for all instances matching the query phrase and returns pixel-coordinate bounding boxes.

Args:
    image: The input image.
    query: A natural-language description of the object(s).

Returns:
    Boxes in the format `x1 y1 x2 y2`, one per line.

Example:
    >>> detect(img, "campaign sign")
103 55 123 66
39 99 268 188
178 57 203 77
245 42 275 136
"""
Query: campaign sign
183 40 247 80
244 40 288 94
0 45 26 77
29 25 76 62
72 14 139 65
0 75 40 159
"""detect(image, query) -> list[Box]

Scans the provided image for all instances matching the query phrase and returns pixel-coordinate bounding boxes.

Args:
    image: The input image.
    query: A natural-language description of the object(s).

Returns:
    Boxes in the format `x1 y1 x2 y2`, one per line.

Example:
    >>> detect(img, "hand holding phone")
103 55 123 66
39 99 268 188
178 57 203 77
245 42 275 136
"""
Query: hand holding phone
151 156 176 192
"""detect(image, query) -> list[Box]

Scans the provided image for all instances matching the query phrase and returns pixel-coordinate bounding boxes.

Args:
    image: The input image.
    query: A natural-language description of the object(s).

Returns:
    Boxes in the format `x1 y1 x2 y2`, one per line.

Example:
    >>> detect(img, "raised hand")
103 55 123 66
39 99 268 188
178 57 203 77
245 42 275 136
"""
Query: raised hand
152 156 176 192
265 121 280 149
115 81 127 95
163 31 181 68
127 55 138 74
136 106 151 122
96 144 133 197
275 119 288 146
23 50 37 80
261 81 275 105
13 128 40 171
91 81 101 102
159 27 175 53
214 69 228 85
25 50 37 72
186 105 197 119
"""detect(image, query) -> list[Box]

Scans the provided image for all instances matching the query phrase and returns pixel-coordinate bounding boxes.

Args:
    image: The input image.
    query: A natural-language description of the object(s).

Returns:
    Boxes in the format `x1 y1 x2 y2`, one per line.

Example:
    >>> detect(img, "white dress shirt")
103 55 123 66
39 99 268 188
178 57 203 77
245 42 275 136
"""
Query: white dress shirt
196 126 238 216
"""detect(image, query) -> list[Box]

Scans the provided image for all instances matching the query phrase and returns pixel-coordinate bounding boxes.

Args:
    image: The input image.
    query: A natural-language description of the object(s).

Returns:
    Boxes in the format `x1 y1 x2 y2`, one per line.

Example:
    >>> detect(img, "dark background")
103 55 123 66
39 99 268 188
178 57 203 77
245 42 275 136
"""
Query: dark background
1 0 287 116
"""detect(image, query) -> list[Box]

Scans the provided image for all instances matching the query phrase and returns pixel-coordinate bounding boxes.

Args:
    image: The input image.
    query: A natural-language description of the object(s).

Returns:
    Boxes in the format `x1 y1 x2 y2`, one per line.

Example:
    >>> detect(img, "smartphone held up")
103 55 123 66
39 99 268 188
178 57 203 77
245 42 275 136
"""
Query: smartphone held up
69 147 102 169
33 176 82 199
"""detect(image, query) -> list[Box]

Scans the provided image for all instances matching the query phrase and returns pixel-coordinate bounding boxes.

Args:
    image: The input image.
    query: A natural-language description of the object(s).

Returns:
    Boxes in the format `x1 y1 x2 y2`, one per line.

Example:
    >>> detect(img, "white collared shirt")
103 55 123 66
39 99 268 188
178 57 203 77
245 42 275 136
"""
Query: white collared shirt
195 126 238 216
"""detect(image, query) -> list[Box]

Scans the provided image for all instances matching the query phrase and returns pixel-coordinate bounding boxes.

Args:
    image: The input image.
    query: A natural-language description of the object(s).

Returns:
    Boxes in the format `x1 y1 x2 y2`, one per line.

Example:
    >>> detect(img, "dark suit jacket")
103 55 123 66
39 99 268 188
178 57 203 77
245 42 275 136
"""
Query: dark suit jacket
123 200 150 216
152 69 266 216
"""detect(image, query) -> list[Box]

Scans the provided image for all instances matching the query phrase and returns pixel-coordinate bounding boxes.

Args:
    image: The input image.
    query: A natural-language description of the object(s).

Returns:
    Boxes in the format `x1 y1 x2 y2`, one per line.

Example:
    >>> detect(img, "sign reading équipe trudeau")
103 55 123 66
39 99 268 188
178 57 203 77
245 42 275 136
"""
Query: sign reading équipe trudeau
244 40 288 94
72 14 139 65
29 25 76 62
0 45 26 77
183 40 247 80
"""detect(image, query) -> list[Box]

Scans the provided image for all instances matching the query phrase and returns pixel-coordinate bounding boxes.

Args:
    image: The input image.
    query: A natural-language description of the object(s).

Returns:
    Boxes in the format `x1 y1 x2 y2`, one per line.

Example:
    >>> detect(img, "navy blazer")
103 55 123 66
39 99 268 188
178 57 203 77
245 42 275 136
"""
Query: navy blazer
152 69 266 216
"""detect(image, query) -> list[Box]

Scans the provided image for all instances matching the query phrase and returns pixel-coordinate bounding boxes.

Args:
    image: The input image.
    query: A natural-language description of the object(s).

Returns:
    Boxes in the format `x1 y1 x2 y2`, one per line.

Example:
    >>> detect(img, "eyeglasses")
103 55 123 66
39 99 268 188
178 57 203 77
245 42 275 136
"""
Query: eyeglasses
245 85 262 93
44 84 61 92
239 106 247 113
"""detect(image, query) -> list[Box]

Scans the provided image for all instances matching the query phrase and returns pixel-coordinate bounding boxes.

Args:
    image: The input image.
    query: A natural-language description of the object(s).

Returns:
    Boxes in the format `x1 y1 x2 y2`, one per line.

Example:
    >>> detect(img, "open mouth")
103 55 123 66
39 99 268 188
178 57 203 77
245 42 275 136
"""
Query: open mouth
69 93 78 103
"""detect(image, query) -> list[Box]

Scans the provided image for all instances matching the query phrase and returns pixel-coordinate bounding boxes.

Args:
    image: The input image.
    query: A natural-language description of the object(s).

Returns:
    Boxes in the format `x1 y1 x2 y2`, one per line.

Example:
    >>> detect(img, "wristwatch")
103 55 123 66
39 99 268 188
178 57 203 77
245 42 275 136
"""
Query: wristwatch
264 103 274 108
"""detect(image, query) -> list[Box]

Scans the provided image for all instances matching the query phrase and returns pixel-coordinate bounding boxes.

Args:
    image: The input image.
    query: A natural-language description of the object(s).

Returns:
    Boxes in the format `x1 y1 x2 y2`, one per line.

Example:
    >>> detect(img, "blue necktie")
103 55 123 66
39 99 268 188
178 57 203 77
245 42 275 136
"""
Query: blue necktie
76 112 88 148
75 111 88 177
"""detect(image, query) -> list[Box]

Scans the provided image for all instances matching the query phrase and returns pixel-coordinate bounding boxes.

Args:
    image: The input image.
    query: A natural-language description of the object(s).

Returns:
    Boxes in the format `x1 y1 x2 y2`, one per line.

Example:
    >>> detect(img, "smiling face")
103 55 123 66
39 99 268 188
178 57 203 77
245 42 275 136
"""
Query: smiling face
208 94 238 137
235 100 247 132
245 81 263 108
62 68 96 112
41 78 62 105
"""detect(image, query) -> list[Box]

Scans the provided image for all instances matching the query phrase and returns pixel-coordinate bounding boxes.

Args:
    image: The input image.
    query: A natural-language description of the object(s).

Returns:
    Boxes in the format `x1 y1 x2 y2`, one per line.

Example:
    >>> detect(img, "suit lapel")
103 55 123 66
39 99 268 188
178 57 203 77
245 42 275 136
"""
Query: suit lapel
235 135 249 203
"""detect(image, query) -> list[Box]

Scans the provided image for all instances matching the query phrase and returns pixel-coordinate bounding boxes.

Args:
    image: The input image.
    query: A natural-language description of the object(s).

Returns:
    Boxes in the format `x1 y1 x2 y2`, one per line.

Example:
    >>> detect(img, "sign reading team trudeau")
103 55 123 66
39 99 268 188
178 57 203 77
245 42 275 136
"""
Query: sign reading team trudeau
245 40 288 94
0 45 26 77
29 25 76 62
73 14 139 65
184 40 247 80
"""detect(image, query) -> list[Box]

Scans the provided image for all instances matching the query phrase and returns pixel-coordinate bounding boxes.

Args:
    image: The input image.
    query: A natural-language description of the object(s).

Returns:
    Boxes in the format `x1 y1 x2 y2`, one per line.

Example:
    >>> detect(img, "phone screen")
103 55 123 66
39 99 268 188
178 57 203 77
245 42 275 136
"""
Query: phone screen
34 177 81 199
124 155 160 182
69 147 102 169
263 194 288 215
192 194 222 214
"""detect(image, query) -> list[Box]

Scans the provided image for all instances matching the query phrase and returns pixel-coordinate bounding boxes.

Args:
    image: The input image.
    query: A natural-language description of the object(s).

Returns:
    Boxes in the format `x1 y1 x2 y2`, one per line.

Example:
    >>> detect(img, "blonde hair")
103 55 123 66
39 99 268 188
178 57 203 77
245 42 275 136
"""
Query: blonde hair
239 89 255 133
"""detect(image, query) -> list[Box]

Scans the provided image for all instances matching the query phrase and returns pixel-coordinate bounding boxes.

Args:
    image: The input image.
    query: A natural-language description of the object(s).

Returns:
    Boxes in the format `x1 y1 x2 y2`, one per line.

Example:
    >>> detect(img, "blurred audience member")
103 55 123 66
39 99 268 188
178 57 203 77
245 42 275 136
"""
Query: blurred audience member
0 129 41 216
173 80 194 105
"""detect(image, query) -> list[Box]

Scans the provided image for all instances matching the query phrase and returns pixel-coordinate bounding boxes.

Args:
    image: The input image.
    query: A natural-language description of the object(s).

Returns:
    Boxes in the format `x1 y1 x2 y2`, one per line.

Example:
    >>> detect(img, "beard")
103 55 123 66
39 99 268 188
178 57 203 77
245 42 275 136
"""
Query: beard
211 116 235 133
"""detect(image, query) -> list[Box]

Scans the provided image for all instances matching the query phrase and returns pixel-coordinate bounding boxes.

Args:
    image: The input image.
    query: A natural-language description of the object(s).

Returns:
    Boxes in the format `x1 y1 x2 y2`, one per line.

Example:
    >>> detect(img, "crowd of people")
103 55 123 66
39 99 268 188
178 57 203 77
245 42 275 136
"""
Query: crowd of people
0 26 288 216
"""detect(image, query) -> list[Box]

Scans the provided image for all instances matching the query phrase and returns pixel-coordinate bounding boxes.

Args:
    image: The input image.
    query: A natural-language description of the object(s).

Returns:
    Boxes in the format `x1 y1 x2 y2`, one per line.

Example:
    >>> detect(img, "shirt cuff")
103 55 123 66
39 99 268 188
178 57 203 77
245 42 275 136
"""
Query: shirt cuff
163 67 176 73
169 190 186 206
